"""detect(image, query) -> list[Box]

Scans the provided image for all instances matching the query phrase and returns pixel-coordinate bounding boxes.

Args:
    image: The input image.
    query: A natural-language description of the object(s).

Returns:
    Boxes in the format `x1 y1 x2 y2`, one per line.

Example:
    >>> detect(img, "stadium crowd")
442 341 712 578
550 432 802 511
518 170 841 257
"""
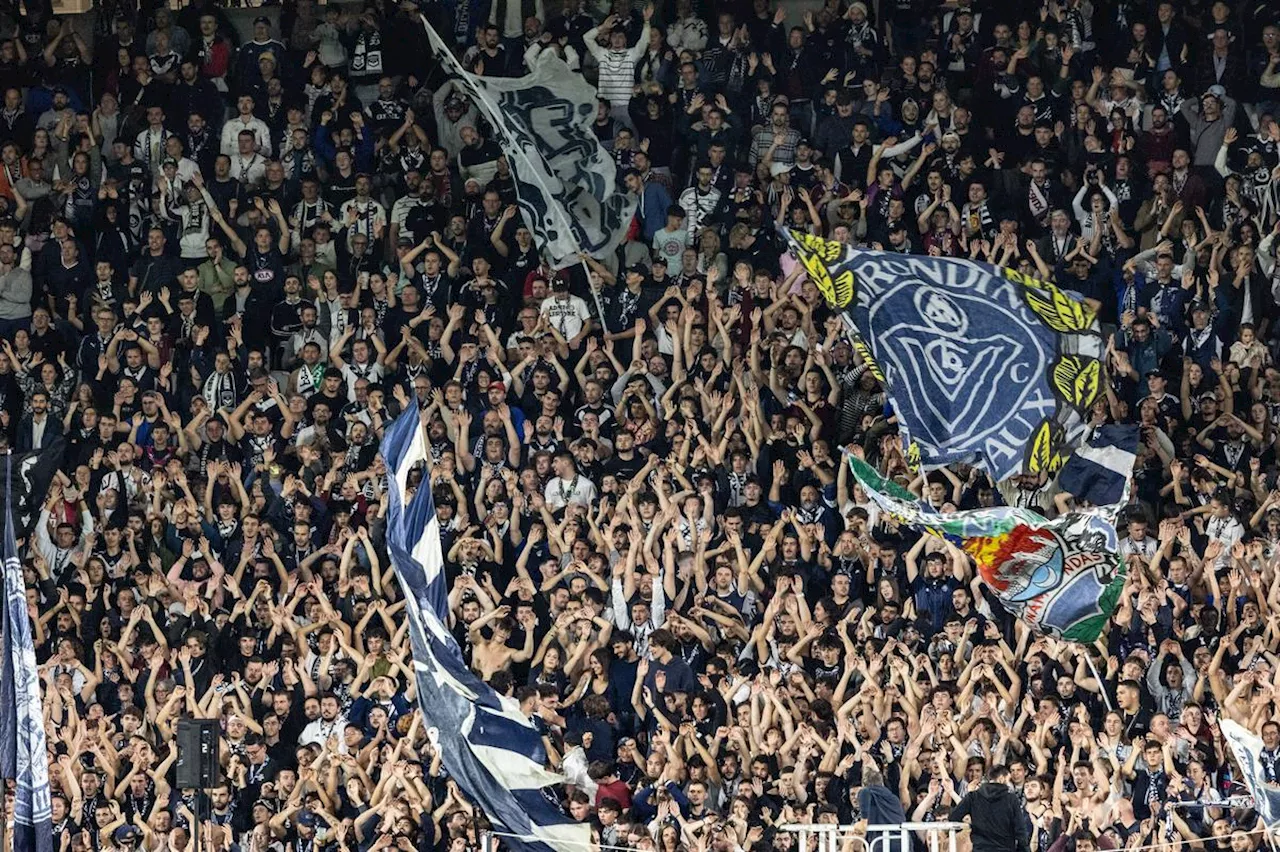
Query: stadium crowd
5 0 1280 851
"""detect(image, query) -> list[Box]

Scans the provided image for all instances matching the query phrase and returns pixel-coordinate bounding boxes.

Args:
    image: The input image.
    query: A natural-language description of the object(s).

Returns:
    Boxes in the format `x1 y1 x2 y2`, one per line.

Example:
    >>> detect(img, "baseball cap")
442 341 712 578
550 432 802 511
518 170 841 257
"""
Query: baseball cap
770 162 793 177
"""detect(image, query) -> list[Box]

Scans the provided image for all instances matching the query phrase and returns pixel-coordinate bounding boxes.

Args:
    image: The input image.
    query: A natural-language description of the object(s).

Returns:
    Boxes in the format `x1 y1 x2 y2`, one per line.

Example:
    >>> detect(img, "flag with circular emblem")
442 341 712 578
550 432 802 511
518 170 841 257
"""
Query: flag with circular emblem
847 456 1128 643
781 231 1105 482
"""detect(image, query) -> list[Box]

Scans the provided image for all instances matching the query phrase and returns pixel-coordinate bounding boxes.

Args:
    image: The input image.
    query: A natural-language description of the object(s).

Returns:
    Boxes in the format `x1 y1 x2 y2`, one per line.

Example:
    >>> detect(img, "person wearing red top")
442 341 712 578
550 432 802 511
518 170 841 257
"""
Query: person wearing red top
589 762 634 811
195 14 232 91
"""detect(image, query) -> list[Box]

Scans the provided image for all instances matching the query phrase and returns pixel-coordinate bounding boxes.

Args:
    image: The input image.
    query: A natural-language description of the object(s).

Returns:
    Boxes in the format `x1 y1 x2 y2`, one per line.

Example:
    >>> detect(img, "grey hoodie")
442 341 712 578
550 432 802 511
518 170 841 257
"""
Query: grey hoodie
0 266 32 320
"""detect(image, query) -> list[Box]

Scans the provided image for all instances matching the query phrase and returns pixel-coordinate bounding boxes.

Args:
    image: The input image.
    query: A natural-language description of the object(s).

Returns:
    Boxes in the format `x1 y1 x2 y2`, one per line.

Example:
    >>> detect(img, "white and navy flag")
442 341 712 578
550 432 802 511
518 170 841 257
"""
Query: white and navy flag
1221 719 1280 827
420 18 636 269
0 454 53 852
1056 424 1139 508
382 408 591 852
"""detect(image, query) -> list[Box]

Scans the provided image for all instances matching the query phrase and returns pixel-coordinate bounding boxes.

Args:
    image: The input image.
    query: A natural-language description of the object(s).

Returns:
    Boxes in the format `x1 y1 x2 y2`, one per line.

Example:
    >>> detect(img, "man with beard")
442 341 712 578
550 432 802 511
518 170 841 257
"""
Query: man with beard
171 61 220 141
388 170 436 258
749 100 802 168
1023 158 1067 236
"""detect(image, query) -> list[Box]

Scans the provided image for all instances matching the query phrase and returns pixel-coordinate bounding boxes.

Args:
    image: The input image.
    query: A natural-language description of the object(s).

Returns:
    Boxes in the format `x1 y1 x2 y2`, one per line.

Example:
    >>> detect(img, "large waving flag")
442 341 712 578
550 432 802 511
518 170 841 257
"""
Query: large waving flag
783 230 1104 481
1221 719 1280 826
381 409 590 852
0 454 53 852
1057 425 1139 507
3 439 66 538
848 457 1126 642
420 21 636 269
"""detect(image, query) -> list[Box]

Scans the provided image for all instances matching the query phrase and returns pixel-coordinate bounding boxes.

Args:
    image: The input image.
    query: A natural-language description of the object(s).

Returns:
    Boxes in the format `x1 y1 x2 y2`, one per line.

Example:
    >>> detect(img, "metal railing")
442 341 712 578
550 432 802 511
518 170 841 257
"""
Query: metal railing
476 820 968 852
779 821 968 852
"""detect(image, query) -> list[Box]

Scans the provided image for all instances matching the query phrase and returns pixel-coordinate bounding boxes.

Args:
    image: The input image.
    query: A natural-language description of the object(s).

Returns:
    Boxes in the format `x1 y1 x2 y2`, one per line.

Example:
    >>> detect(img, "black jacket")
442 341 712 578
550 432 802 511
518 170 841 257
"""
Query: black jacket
951 783 1031 852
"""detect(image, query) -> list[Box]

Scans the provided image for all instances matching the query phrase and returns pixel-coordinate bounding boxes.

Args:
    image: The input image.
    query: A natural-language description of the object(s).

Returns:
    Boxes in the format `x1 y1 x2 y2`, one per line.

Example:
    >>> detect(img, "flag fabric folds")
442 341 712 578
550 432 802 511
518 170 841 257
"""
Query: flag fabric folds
782 229 1105 481
381 409 591 852
1057 425 1140 507
1220 719 1280 826
847 457 1127 642
420 20 636 269
0 454 54 852
3 439 65 539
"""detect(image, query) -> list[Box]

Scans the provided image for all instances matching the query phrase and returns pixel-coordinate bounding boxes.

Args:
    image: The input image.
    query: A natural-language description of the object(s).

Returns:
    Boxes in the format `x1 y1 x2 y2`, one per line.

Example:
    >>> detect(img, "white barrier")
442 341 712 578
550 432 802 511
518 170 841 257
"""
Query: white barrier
477 820 968 852
779 821 968 852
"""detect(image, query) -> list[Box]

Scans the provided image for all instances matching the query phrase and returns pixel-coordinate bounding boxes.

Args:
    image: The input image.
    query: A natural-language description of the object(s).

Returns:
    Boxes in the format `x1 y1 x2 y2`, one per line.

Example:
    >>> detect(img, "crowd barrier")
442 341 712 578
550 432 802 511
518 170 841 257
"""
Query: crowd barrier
475 821 970 852
780 821 968 852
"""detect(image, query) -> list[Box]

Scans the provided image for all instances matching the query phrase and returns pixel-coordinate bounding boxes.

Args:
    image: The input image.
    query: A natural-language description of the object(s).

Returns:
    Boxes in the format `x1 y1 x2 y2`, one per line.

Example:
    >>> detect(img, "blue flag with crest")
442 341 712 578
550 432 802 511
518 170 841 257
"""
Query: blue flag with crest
782 230 1106 481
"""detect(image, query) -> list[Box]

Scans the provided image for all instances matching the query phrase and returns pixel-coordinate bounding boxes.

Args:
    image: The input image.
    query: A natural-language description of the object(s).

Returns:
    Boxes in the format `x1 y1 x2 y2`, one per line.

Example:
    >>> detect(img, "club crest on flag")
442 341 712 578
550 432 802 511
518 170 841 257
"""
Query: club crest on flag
783 232 1105 481
0 453 54 852
967 513 1123 641
421 21 635 269
846 457 1127 642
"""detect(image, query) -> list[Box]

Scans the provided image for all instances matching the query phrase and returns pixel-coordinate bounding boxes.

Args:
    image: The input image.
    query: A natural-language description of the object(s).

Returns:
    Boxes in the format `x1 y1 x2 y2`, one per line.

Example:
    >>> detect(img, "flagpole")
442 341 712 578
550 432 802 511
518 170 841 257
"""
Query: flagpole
579 257 610 342
1083 651 1115 712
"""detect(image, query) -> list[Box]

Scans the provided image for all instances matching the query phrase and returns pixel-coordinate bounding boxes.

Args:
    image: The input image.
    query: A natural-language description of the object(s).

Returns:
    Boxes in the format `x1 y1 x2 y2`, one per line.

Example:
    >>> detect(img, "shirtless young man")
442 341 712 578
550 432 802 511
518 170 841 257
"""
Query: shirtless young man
468 604 535 678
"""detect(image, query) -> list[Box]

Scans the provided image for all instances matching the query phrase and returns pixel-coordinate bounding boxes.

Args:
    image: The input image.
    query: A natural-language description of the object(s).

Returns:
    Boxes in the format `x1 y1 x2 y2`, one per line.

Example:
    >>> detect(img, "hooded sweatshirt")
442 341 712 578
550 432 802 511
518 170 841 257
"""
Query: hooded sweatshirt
951 782 1031 852
858 784 909 852
0 265 31 320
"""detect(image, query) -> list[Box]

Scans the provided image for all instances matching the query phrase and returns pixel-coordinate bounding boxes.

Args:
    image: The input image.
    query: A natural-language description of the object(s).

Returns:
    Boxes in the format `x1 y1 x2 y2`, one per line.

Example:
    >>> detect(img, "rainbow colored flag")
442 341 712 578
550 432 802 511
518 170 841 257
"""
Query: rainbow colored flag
848 458 1126 642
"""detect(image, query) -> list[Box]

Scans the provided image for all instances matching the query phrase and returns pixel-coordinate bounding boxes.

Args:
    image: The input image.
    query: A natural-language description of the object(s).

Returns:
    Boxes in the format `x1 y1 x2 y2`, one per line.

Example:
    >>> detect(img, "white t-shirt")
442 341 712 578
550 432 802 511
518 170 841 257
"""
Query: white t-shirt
299 716 350 752
340 361 384 400
543 474 597 510
540 294 591 339
1206 515 1244 568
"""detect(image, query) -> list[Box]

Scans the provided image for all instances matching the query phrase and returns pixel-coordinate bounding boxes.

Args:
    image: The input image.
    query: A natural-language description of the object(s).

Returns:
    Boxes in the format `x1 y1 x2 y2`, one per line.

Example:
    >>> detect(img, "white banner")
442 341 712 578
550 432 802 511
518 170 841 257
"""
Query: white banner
421 19 636 268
